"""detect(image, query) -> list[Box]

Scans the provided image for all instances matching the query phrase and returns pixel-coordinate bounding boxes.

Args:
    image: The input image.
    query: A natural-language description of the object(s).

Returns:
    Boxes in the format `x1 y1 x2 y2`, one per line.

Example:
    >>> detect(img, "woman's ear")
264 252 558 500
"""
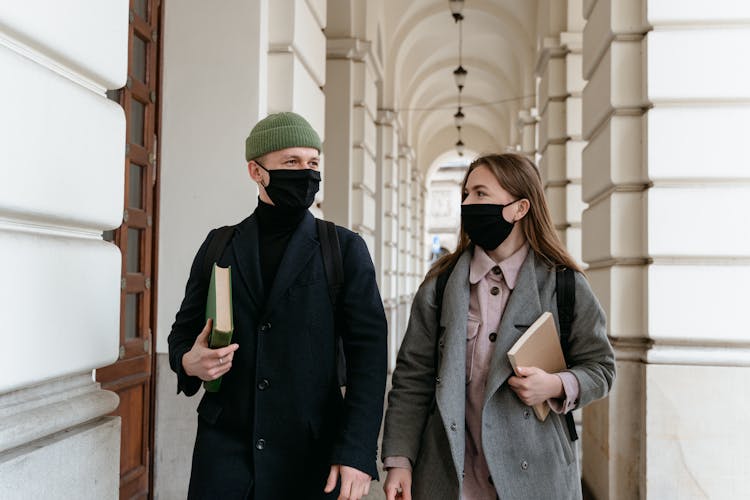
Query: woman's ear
515 199 531 221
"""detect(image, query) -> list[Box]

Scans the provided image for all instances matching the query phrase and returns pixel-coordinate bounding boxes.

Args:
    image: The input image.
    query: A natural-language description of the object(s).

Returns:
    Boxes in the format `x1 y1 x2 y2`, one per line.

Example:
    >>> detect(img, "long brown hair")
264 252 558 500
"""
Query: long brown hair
426 153 583 279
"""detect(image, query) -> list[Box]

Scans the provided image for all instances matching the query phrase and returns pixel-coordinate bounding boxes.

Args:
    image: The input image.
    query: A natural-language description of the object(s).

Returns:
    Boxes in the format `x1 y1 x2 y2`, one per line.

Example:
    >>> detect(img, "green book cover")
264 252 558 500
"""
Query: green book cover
203 264 234 392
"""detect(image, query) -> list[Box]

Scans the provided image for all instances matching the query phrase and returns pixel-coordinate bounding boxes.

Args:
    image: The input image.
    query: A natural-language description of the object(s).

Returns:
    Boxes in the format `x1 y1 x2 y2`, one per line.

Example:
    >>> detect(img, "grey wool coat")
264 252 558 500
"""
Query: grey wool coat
382 249 615 500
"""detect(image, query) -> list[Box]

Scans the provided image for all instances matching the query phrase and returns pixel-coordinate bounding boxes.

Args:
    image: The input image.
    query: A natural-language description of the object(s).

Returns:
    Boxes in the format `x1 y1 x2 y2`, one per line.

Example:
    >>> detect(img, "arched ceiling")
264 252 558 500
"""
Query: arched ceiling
381 0 538 179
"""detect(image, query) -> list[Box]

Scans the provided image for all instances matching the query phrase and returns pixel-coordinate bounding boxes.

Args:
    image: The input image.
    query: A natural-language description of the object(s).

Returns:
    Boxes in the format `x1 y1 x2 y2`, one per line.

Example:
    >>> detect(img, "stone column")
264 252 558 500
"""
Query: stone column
377 109 401 370
581 0 750 497
536 0 587 263
268 0 327 217
397 145 415 339
0 2 124 498
325 36 381 254
516 109 538 158
410 169 427 291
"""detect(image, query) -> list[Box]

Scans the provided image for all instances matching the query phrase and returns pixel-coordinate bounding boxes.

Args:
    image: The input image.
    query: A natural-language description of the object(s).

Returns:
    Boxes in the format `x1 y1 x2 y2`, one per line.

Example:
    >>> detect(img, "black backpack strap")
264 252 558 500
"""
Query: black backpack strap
430 261 456 411
202 225 235 284
316 219 346 386
556 267 579 442
316 219 344 308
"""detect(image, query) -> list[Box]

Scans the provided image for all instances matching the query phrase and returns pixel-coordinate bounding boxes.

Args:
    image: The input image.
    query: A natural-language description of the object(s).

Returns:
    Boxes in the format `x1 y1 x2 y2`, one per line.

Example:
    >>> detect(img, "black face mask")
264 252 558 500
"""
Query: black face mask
256 161 320 211
461 200 521 251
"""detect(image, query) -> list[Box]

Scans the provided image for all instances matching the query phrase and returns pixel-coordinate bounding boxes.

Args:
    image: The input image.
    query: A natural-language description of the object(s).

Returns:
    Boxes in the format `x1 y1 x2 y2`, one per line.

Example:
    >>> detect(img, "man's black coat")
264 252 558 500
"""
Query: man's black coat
168 211 388 499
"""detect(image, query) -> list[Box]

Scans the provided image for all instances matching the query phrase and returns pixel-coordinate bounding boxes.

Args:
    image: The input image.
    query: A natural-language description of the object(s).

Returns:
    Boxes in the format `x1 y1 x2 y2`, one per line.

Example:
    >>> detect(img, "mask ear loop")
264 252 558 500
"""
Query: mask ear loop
254 160 270 188
502 198 525 222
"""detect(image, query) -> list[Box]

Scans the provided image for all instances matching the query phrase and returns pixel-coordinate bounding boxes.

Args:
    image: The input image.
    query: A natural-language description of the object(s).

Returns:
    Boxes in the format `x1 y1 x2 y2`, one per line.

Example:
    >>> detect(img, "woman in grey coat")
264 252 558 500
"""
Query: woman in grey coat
382 153 615 500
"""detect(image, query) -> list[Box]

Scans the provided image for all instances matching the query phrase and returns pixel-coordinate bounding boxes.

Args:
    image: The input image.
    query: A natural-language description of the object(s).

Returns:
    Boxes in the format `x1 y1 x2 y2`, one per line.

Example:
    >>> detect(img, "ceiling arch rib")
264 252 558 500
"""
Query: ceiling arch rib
419 123 499 178
400 58 522 121
398 38 523 109
384 1 536 108
413 104 510 158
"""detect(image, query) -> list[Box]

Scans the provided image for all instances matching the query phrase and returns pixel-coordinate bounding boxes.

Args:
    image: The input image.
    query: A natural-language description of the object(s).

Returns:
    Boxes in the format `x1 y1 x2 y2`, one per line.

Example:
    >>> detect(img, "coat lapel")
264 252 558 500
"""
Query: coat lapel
435 250 472 480
231 214 265 312
262 212 317 316
483 251 544 405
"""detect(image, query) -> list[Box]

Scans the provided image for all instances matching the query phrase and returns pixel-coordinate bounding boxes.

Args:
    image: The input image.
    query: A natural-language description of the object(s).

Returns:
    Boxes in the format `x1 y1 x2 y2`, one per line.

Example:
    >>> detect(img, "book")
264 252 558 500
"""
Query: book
506 311 567 421
203 263 234 393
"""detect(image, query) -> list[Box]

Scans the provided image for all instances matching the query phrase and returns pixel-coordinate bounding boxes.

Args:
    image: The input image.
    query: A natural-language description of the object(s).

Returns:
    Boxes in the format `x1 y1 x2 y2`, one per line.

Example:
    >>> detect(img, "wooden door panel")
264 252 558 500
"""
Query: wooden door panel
97 0 161 498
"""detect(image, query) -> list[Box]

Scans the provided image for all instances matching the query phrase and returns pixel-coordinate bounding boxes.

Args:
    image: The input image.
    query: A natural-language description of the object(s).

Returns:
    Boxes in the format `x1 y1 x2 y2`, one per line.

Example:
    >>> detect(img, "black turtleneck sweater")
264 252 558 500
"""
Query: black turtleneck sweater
255 199 307 297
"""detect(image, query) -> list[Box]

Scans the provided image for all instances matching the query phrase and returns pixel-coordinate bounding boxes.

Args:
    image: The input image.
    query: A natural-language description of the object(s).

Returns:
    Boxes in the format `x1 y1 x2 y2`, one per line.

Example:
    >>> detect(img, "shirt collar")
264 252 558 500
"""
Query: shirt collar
469 243 529 289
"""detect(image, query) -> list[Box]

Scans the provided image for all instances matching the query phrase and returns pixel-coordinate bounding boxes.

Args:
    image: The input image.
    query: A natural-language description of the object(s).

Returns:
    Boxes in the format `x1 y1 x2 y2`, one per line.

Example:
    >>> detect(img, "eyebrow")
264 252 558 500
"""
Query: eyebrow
281 154 320 161
465 184 489 191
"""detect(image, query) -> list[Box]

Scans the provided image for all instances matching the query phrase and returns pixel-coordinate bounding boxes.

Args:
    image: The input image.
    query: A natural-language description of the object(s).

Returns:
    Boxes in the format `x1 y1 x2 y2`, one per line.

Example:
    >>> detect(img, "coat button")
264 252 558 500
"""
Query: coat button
492 266 501 275
256 439 266 450
439 339 445 348
259 322 271 333
258 379 270 390
523 409 530 419
489 332 497 342
450 422 457 431
490 286 500 296
435 376 441 385
521 460 528 470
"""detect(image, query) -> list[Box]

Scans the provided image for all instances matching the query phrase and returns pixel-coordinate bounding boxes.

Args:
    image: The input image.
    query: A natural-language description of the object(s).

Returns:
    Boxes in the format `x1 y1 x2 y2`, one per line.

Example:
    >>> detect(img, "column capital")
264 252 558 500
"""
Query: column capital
327 37 371 62
398 144 415 161
535 36 569 77
376 108 398 126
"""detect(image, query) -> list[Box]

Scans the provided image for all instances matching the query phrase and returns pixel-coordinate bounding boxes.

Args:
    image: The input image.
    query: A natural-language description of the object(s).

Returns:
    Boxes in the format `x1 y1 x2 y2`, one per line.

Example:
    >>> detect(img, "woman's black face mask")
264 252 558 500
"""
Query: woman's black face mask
461 200 521 251
256 161 320 211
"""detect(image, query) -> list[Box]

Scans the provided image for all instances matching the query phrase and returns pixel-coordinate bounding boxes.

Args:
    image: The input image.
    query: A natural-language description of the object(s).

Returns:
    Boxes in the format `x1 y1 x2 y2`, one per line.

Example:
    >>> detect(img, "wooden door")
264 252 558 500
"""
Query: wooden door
97 0 162 498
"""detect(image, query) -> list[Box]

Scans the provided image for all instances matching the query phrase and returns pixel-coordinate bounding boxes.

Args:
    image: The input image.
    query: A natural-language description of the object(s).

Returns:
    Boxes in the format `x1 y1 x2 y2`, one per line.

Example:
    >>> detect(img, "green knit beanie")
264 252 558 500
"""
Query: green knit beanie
245 112 322 161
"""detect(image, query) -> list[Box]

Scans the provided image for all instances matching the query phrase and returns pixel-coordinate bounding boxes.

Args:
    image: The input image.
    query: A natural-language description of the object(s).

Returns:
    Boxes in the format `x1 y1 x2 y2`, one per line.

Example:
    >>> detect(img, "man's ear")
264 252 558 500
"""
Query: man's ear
248 161 262 182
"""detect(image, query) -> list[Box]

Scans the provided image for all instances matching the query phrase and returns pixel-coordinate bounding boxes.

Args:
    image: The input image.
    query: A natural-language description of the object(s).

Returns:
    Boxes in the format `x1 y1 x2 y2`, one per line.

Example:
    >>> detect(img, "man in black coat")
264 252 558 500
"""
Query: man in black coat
168 112 388 500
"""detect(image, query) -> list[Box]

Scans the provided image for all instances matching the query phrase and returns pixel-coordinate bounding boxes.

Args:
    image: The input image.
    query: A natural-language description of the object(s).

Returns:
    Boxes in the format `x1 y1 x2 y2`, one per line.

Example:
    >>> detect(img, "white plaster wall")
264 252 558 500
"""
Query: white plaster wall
0 2 127 498
647 106 750 180
156 0 267 354
0 1 125 392
648 265 750 343
0 0 127 89
0 44 125 230
0 230 120 393
645 365 750 498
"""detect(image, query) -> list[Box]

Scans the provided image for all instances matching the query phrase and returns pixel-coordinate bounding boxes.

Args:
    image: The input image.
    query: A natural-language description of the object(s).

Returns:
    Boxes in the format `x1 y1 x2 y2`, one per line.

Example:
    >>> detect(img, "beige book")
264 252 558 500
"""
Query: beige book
507 311 567 421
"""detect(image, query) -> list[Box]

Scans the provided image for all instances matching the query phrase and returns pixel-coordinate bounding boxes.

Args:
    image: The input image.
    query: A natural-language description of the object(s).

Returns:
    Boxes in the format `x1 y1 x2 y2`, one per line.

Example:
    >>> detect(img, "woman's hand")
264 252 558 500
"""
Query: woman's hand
508 366 564 406
383 467 412 500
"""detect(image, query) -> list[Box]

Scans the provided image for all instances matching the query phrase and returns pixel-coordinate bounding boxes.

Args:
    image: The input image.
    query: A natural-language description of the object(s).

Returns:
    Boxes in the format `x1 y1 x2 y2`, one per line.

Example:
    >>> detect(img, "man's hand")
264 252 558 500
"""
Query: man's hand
181 319 239 381
507 366 564 406
324 464 371 500
383 468 412 500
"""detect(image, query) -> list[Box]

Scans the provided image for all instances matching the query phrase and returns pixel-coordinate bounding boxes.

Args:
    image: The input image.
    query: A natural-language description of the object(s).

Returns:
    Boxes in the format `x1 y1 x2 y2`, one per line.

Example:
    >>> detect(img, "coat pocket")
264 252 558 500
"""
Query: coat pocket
551 413 575 465
196 395 223 425
465 318 480 385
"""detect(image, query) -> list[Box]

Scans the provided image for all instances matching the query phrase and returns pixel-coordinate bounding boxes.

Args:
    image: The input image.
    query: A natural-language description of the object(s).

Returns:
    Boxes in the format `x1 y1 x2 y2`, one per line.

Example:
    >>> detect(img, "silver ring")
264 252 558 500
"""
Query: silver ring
219 356 224 365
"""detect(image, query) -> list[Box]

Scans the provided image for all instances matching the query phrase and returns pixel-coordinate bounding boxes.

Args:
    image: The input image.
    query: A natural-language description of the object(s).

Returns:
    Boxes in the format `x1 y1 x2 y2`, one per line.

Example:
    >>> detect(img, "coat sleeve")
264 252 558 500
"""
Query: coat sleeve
329 233 388 479
167 229 215 397
565 272 616 409
381 277 439 465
